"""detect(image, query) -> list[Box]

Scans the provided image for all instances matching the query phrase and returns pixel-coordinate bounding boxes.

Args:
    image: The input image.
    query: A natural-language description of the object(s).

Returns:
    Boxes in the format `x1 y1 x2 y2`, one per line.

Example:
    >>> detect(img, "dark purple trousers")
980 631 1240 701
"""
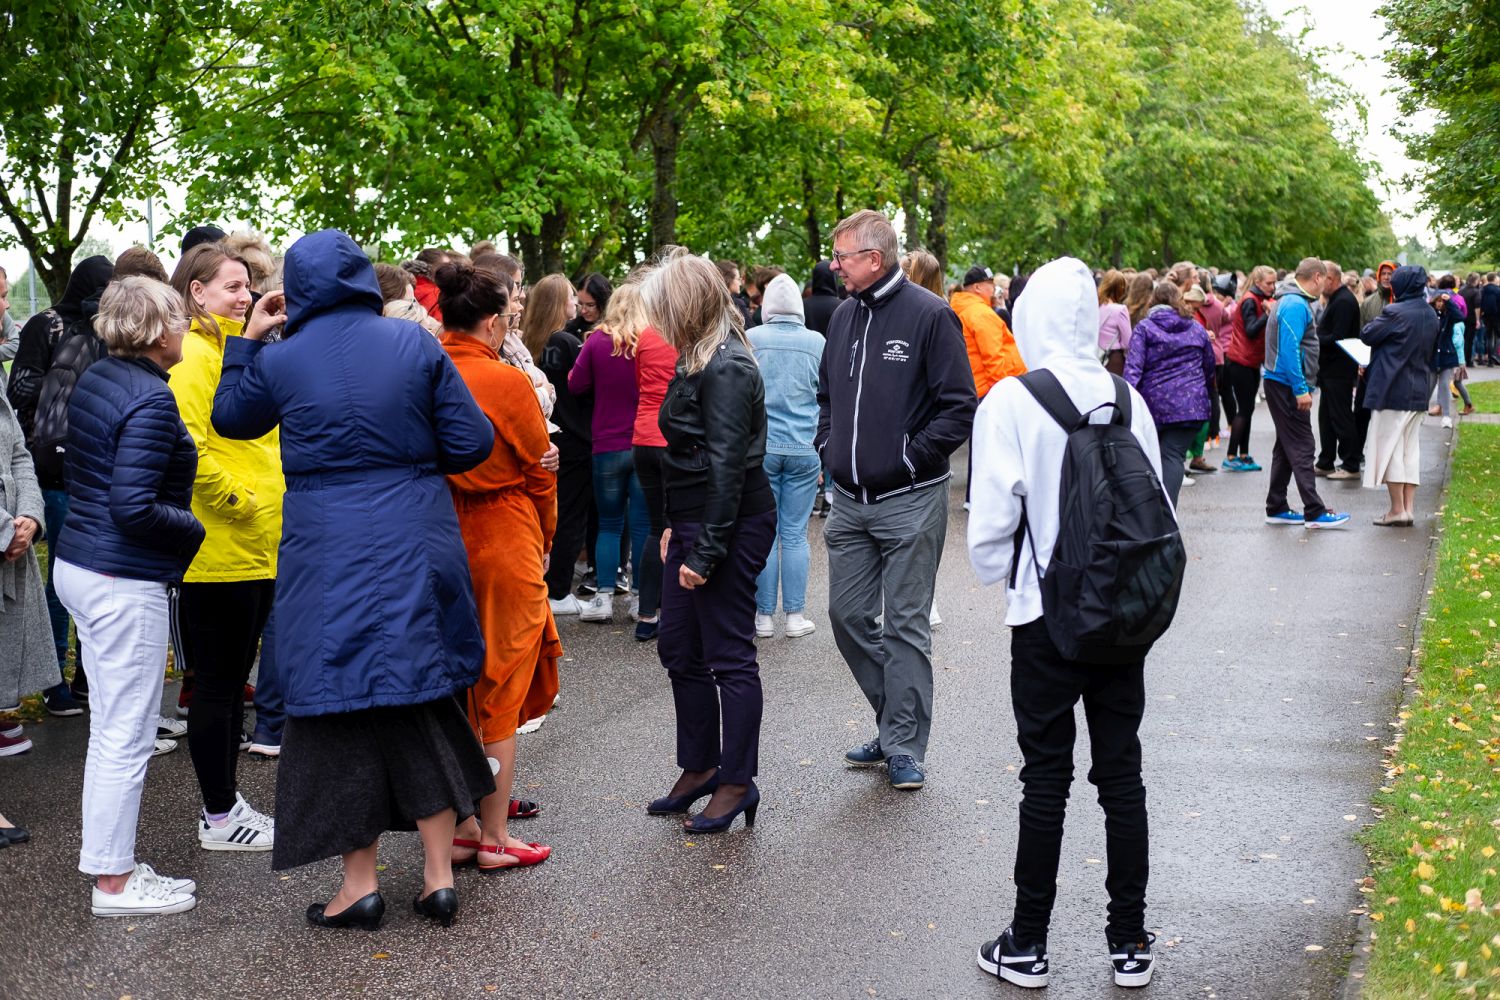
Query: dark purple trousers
658 510 776 785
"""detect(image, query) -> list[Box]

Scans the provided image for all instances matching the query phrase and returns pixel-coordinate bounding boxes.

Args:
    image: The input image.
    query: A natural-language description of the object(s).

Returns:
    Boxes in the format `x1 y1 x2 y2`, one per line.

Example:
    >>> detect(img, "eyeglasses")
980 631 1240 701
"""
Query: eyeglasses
831 248 880 266
501 311 523 326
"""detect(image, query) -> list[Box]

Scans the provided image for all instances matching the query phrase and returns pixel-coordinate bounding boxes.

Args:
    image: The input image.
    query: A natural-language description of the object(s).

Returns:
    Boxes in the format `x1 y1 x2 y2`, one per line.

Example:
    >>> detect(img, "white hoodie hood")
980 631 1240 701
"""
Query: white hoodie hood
760 272 805 323
967 257 1165 626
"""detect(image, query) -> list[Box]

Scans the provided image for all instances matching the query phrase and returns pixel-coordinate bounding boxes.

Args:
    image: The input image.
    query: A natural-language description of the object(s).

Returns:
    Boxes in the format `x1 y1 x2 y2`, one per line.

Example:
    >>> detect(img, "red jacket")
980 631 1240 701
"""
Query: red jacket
633 327 677 447
414 275 442 324
1225 291 1269 368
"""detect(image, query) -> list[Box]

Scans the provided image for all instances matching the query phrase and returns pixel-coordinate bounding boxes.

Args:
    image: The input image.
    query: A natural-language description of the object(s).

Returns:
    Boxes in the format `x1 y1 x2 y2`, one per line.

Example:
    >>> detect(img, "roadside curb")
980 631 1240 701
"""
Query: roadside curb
1341 418 1460 1000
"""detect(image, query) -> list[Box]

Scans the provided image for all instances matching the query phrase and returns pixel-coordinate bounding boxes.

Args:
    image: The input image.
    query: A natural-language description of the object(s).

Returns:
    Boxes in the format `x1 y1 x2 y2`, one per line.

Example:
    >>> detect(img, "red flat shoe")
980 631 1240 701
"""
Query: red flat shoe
509 798 540 819
476 841 551 872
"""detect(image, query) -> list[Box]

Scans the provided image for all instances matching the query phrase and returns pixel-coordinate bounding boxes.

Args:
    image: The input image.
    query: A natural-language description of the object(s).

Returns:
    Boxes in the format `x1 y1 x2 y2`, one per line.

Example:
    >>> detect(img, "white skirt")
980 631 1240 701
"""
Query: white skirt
1363 409 1422 488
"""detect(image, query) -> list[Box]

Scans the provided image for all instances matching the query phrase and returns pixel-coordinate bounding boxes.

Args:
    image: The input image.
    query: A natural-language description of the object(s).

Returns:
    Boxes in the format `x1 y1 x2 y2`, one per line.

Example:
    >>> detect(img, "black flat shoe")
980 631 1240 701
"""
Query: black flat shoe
0 825 30 845
647 771 720 815
306 891 385 930
413 887 458 927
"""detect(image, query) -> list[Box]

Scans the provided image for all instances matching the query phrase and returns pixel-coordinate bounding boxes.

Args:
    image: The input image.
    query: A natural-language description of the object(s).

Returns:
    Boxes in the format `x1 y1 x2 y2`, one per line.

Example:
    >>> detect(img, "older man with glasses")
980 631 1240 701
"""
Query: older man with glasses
817 210 976 792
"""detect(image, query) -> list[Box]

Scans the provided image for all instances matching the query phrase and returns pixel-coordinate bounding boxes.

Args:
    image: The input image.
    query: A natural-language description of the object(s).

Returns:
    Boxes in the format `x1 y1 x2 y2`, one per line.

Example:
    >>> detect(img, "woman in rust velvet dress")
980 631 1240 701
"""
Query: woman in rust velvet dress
435 260 560 871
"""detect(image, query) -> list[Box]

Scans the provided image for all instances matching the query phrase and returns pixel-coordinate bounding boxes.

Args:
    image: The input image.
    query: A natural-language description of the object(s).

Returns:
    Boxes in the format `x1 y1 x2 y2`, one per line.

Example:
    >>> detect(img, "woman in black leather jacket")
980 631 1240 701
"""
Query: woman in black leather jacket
639 249 775 835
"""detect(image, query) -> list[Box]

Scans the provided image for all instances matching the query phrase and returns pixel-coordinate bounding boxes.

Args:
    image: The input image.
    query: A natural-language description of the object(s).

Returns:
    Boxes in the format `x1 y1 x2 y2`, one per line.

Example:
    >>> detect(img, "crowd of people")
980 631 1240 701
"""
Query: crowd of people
0 207 1481 988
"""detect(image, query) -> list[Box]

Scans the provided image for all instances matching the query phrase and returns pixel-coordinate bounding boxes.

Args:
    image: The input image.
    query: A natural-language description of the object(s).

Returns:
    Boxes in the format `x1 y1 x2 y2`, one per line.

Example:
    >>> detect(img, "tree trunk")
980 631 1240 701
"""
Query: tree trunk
925 177 949 272
902 170 921 249
539 208 569 276
39 245 75 303
802 167 821 264
648 108 681 253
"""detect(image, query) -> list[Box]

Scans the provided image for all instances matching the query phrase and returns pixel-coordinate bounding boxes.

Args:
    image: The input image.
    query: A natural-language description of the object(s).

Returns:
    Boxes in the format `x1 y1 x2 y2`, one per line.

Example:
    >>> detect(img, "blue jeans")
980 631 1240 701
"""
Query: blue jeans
755 453 822 614
42 488 75 684
592 450 649 592
251 607 284 744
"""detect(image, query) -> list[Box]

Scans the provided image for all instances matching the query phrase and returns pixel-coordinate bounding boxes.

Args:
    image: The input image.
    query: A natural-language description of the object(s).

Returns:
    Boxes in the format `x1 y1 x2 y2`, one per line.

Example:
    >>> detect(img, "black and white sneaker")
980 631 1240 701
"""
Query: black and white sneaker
198 793 274 851
1108 932 1155 987
977 927 1050 988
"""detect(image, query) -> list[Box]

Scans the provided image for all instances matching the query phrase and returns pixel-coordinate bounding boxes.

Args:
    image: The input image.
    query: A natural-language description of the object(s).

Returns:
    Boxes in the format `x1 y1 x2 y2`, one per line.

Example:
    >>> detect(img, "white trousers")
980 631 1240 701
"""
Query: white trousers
54 559 169 875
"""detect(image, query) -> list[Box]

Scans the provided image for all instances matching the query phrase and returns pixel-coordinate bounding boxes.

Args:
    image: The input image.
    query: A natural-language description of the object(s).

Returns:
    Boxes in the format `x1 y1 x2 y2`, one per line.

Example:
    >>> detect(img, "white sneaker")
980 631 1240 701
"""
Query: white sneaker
156 716 187 739
136 861 197 896
245 741 280 759
1181 474 1196 486
929 603 943 627
784 614 816 638
1442 416 1453 429
152 738 177 757
549 593 582 616
91 863 197 917
199 793 274 851
755 613 775 638
629 596 641 621
579 593 613 623
517 714 546 735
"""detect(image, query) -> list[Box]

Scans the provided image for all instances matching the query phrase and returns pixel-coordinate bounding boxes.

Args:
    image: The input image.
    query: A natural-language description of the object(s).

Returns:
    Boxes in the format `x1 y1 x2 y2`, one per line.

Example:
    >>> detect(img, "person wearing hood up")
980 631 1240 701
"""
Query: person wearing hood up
967 256 1162 990
1360 264 1440 525
1361 261 1397 327
5 254 114 718
1124 282 1215 502
1261 258 1350 529
748 272 824 640
211 230 498 931
803 259 841 335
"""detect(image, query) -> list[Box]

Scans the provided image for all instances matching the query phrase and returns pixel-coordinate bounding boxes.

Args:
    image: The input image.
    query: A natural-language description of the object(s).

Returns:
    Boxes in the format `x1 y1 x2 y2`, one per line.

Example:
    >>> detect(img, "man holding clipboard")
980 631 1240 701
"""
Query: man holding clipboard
1315 260 1363 479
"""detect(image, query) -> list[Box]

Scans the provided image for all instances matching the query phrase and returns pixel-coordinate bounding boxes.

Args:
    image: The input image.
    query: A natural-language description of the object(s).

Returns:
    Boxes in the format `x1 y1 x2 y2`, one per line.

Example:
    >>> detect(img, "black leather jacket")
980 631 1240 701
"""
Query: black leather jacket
659 337 769 579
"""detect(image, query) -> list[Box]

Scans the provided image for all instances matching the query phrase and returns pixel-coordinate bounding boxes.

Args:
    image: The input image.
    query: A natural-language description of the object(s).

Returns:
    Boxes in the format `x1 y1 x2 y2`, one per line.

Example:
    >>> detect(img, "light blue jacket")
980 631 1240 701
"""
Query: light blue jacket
1263 280 1317 396
748 317 824 456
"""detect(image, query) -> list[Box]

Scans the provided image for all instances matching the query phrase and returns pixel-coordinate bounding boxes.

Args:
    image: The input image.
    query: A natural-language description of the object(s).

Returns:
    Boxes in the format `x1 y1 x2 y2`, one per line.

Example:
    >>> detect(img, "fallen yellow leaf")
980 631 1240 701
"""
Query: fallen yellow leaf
1417 860 1437 881
1406 918 1417 933
372 952 390 960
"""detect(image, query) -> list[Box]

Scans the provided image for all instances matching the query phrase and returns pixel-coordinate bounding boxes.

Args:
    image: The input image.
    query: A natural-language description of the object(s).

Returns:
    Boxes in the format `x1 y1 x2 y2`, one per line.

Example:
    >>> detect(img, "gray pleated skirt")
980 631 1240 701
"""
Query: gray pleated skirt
272 695 495 871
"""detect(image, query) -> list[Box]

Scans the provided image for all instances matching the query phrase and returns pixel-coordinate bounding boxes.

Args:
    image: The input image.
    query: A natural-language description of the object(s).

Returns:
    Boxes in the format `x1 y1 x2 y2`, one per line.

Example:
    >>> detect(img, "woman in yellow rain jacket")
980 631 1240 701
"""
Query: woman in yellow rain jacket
168 243 285 851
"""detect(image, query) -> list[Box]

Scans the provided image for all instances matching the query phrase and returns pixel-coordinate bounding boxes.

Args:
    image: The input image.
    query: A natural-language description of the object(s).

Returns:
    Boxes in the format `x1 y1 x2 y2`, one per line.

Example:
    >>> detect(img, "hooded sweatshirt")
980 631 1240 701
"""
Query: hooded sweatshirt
803 261 840 335
967 257 1164 627
1360 265 1439 412
748 273 824 456
1263 276 1319 396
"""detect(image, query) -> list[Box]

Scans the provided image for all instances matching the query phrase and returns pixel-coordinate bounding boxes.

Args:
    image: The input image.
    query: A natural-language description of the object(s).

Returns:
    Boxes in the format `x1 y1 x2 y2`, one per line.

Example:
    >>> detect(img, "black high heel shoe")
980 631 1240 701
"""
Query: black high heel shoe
306 891 385 930
683 782 760 834
646 770 720 815
413 887 459 927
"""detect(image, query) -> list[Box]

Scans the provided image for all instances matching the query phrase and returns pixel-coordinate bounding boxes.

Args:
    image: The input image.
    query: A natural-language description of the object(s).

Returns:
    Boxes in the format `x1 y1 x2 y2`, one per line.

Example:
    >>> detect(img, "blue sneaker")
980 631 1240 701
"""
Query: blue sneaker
1304 511 1351 530
1238 456 1263 471
844 737 884 767
887 754 926 790
1222 456 1244 471
1264 510 1303 526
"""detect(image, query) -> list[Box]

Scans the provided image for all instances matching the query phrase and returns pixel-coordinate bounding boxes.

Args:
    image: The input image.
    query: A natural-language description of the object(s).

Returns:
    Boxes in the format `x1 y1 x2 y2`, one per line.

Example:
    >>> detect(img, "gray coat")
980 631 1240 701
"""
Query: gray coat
0 394 57 705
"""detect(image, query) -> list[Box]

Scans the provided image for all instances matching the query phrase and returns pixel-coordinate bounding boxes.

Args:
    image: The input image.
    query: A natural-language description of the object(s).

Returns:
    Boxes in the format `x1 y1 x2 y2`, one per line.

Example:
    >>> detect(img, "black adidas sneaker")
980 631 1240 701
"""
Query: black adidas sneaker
976 927 1049 988
1108 931 1155 987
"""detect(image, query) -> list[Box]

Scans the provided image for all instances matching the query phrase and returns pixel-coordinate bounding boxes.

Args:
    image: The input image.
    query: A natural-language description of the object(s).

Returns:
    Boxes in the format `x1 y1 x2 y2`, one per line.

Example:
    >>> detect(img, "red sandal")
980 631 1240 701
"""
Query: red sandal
509 798 540 819
451 838 550 872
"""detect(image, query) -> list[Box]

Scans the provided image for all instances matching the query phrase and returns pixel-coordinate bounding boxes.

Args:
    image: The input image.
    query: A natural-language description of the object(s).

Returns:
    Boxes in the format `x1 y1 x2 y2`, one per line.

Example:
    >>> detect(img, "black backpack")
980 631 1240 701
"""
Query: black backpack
30 317 107 485
1009 370 1186 665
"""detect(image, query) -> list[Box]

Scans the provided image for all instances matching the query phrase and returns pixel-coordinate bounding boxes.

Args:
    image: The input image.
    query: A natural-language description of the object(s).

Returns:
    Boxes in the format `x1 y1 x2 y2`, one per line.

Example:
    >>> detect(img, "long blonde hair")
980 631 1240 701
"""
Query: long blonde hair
902 250 944 298
599 281 647 358
640 248 749 375
520 273 574 362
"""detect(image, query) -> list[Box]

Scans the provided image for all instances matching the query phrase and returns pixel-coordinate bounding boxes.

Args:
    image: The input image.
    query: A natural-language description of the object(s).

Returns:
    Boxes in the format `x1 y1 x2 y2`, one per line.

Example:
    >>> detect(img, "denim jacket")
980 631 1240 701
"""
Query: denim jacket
748 318 824 456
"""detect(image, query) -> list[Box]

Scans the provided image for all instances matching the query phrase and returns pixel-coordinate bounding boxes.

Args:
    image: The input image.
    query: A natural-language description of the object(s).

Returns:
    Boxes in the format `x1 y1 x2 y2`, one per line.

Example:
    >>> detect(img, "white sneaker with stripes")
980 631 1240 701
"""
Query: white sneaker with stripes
199 792 274 852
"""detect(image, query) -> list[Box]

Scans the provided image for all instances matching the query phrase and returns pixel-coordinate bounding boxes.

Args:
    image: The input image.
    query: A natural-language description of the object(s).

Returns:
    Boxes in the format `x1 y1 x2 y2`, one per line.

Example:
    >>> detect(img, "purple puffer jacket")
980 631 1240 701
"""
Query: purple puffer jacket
1123 306 1216 426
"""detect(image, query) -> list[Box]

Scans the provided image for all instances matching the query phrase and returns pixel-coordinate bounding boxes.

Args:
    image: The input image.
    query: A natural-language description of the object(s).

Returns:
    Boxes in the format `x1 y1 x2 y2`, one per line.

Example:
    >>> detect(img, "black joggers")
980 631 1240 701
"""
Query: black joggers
1009 619 1148 945
545 442 593 601
1221 360 1260 460
172 579 274 815
632 445 667 618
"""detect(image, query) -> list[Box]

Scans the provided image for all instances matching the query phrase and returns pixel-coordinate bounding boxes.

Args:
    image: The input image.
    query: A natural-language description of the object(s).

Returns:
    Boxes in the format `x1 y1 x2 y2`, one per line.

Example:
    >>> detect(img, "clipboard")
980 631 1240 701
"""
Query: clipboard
1336 339 1371 367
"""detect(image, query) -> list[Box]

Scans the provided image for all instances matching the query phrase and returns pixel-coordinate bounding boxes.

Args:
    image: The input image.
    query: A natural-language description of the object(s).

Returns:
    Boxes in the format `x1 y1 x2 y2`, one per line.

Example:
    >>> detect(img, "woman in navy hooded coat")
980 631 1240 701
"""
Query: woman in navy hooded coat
212 230 496 930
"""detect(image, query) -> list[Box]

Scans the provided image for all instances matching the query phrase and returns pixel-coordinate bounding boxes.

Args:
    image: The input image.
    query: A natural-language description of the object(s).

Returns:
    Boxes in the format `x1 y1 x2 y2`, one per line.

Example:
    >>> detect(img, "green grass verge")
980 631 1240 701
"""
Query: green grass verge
1360 422 1500 998
1468 379 1500 413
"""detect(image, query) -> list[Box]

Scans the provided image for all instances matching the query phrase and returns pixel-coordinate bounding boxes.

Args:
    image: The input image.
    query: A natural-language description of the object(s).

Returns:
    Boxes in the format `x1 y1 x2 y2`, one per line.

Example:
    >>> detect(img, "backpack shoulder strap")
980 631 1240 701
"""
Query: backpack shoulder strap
1017 369 1084 430
1109 374 1132 426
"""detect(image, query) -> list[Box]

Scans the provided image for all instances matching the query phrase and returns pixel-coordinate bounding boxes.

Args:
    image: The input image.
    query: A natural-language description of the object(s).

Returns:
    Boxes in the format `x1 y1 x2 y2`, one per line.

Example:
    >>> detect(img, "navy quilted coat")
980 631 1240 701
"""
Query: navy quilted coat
55 356 204 580
211 230 494 717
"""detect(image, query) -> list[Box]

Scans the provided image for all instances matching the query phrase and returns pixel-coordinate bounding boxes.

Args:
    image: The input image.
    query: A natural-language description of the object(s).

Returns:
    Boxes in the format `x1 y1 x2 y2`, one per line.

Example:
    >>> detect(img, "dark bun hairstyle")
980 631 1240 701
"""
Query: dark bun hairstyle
434 259 509 332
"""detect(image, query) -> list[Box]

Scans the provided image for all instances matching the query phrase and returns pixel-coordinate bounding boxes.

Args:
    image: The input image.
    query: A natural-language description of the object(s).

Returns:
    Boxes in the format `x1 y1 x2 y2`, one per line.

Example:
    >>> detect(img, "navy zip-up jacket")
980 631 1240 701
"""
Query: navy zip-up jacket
815 266 976 504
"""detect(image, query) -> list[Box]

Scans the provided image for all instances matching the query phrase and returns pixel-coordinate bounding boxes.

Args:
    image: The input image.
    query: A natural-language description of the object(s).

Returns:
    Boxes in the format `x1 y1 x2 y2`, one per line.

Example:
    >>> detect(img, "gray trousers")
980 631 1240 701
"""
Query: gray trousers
825 483 948 762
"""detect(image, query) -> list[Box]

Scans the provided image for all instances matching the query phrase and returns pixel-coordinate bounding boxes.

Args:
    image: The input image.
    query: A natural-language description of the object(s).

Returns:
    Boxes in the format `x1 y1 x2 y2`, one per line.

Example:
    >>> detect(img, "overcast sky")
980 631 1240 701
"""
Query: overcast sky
0 1 1432 295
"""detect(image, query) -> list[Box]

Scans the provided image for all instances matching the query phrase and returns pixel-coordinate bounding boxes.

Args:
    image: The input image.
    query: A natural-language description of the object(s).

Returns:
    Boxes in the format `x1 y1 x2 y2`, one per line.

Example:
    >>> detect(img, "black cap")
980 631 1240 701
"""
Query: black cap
181 225 227 254
962 264 994 287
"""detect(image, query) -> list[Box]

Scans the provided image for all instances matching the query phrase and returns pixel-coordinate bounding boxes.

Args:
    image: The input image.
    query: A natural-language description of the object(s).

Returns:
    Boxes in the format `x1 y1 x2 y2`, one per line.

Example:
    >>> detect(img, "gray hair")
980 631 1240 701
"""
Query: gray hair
831 210 899 271
95 276 184 357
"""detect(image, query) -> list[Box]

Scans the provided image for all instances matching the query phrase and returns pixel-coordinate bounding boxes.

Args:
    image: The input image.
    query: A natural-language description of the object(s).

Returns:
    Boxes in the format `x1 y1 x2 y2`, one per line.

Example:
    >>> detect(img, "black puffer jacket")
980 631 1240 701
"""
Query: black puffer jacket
55 356 204 581
659 337 771 579
6 255 113 438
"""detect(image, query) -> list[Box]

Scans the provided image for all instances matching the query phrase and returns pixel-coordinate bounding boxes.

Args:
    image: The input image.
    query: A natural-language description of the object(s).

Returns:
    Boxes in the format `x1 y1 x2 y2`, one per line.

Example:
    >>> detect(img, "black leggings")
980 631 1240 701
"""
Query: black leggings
1221 360 1261 459
172 579 274 814
546 441 593 600
633 445 667 617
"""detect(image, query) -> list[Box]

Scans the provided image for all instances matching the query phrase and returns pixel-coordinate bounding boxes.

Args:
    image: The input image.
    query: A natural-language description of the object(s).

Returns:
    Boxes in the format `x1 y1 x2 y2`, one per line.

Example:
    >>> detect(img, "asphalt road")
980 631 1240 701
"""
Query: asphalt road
0 394 1458 1000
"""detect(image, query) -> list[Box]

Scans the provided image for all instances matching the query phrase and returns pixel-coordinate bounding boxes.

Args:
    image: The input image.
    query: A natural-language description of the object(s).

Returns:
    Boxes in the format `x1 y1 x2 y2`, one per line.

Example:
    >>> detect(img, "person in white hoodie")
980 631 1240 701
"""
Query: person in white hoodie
967 257 1160 990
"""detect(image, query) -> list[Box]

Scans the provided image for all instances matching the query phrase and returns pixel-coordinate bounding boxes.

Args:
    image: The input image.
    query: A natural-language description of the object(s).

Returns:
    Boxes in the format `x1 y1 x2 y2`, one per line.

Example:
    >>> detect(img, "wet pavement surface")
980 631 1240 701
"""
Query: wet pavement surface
0 396 1459 999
